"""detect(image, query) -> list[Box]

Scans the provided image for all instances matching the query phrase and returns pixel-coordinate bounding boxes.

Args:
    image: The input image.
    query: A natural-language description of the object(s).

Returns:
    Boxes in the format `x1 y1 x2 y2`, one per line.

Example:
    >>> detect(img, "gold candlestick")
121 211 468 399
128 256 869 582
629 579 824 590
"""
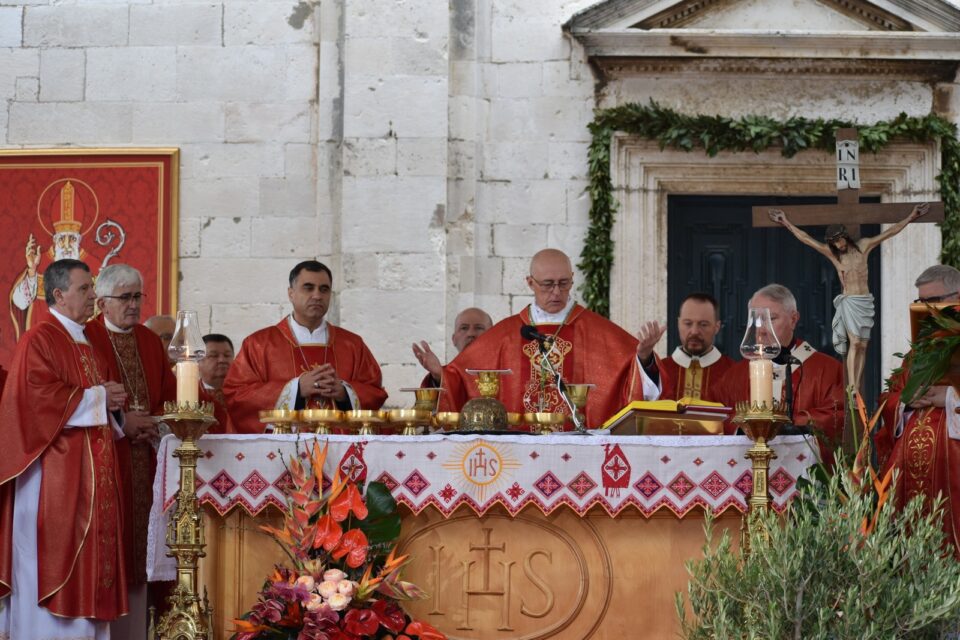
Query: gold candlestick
149 401 217 640
732 400 790 553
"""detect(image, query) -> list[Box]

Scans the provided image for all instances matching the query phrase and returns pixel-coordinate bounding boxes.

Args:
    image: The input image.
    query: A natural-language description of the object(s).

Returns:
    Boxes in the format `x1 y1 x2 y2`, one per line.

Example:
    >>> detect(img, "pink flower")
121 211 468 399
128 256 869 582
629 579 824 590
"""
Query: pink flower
318 580 339 599
327 592 351 611
337 580 357 597
296 575 316 593
323 568 347 583
304 593 327 612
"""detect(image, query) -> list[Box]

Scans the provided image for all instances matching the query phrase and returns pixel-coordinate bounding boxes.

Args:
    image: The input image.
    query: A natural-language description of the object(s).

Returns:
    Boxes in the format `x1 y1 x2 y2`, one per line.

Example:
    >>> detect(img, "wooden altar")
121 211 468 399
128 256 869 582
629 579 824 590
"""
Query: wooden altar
149 433 815 639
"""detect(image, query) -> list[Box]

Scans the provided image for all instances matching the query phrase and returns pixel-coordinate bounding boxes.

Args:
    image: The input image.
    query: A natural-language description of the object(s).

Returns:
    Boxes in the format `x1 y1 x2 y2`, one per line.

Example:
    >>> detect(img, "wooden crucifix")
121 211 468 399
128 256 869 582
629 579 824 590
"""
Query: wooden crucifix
752 128 944 398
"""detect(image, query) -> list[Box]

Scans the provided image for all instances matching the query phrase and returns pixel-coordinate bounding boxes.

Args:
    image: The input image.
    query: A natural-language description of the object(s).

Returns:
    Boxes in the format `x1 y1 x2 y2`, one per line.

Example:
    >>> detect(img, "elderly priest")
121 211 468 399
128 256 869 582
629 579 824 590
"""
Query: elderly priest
0 259 130 640
437 249 663 428
224 260 387 433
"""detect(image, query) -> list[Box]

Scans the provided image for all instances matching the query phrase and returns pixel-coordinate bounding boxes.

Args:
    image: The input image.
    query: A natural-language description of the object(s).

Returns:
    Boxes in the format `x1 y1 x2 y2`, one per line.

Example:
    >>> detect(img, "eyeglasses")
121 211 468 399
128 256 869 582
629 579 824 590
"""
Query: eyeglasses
101 292 146 303
529 276 573 293
914 292 959 303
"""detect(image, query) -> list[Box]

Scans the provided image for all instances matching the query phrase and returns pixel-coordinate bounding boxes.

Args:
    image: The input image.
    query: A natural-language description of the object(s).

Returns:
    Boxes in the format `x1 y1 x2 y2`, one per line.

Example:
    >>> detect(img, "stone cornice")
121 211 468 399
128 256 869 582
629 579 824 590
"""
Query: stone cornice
594 56 958 80
571 30 960 62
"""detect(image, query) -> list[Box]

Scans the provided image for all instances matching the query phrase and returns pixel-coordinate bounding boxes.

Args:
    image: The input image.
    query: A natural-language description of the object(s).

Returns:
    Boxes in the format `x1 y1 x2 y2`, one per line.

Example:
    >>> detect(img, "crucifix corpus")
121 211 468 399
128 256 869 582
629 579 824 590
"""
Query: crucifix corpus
752 128 944 397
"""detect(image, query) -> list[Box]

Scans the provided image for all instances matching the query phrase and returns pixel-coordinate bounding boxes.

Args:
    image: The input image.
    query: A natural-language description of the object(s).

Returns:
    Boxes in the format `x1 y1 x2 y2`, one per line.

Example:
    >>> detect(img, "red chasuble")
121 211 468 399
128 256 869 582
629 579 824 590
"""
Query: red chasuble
223 317 387 434
875 366 960 555
86 320 177 586
199 384 233 435
0 317 128 619
712 340 845 459
659 349 736 402
438 305 650 428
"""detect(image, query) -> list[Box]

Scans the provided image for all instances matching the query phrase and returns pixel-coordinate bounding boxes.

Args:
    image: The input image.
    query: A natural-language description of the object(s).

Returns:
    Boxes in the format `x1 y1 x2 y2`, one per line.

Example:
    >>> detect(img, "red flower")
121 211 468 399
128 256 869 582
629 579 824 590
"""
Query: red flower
405 620 446 640
332 528 369 568
371 599 407 634
330 483 368 522
313 514 343 551
343 608 380 636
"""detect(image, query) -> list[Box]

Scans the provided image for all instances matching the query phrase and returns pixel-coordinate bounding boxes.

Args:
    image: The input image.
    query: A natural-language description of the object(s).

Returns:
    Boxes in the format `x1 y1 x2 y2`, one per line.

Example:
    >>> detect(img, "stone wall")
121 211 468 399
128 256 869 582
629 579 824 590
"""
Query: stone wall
0 0 957 402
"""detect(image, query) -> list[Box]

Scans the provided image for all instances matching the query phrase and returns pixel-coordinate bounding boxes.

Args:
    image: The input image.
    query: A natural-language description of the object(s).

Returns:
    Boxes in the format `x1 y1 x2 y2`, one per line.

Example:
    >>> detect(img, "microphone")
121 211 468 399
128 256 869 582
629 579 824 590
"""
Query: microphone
520 324 551 344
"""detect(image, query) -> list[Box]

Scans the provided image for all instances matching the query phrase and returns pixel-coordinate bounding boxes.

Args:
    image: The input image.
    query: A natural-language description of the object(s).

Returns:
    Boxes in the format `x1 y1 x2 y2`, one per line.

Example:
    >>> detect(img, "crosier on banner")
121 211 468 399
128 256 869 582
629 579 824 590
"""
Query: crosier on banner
0 149 179 368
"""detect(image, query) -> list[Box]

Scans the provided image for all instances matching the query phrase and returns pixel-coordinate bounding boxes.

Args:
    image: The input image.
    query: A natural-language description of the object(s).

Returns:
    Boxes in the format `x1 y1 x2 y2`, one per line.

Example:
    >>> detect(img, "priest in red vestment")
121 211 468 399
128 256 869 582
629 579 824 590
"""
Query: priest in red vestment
198 333 236 434
438 249 664 429
712 284 845 459
0 259 129 640
86 263 177 635
874 265 960 555
659 293 735 401
224 261 387 433
412 307 493 388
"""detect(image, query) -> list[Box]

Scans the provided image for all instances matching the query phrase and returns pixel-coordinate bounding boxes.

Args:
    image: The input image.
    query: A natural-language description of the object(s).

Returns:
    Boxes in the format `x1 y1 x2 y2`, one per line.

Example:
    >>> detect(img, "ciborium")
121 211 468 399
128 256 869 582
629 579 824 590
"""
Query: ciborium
388 408 433 436
345 409 387 435
148 400 217 640
259 409 301 434
301 408 344 435
524 412 566 434
460 369 511 432
432 411 461 431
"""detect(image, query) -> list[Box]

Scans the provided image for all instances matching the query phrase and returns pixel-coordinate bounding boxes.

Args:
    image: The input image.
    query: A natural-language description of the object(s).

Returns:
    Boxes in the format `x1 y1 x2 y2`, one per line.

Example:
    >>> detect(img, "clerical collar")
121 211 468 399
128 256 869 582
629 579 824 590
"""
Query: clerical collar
530 297 575 324
670 346 721 368
104 317 133 334
288 315 328 344
50 308 88 343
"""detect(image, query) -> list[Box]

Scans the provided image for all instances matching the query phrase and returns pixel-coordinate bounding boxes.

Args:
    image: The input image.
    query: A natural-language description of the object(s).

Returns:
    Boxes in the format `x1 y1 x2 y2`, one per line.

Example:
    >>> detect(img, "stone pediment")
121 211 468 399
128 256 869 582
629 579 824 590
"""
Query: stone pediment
564 0 960 78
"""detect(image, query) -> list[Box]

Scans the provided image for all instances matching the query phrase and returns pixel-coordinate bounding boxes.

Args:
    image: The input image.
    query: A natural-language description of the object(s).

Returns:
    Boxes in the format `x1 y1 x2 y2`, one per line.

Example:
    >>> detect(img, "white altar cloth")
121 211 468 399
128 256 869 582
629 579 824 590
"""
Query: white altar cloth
147 433 817 580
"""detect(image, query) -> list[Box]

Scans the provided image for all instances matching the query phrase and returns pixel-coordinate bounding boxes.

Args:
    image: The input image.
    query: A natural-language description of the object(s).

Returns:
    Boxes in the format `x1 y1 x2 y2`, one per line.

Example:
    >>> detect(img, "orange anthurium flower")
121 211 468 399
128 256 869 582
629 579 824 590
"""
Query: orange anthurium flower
331 483 368 522
313 514 343 551
232 619 269 633
333 528 369 568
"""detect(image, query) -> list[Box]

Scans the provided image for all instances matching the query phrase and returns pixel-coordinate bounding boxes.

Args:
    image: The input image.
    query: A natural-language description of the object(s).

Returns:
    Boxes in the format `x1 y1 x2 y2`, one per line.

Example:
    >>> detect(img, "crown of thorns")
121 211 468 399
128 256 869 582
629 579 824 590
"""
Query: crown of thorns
824 224 849 242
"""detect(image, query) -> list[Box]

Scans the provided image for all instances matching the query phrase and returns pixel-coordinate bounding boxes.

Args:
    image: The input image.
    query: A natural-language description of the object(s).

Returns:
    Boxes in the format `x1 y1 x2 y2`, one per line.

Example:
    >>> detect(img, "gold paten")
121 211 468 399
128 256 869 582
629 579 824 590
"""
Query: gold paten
148 402 217 640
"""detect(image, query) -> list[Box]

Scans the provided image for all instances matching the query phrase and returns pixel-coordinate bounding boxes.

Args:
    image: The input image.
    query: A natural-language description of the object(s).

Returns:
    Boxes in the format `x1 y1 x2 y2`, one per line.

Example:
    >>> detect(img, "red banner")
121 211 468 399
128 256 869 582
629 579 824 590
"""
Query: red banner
0 149 178 368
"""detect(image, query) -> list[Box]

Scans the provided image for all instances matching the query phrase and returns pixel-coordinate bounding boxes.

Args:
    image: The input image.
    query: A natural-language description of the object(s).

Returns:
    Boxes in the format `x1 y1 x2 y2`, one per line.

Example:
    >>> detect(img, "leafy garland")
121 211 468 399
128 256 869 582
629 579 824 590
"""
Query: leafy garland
578 101 960 317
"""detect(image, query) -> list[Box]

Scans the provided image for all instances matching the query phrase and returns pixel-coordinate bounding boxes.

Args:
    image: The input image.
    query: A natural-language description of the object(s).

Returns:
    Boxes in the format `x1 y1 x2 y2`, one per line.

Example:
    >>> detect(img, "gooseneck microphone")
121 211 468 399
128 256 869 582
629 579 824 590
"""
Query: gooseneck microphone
520 324 551 344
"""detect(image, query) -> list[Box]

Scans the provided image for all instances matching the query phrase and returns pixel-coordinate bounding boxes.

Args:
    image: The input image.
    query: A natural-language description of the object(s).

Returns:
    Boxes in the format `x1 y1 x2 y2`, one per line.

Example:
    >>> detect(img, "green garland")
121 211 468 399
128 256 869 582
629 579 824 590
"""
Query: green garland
579 101 960 317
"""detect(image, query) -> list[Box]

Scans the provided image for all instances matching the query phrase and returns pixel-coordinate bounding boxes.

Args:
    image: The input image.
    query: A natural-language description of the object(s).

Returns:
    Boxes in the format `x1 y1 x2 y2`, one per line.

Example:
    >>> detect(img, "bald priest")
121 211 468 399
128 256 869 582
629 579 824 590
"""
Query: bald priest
438 249 663 428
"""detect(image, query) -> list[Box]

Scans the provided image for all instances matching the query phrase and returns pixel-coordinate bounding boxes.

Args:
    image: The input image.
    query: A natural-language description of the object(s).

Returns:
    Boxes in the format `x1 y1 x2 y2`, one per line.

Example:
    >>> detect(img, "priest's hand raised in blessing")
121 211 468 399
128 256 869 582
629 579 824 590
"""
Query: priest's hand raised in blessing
412 341 442 382
103 381 128 413
313 363 348 402
636 321 667 366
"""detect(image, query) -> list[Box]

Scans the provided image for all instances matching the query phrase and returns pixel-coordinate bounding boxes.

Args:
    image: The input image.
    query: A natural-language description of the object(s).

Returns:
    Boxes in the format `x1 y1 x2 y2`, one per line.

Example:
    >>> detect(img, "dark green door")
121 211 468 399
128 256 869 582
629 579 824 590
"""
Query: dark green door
667 194 882 408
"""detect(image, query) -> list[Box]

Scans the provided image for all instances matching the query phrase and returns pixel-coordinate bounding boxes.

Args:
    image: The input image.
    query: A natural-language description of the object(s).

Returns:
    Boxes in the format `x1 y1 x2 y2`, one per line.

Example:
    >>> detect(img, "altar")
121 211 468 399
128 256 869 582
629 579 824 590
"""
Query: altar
148 433 817 639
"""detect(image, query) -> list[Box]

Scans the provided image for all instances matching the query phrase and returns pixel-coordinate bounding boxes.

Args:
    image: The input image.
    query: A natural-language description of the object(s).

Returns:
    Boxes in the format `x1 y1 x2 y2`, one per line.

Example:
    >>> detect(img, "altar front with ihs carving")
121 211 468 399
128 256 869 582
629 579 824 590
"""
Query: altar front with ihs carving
148 433 816 639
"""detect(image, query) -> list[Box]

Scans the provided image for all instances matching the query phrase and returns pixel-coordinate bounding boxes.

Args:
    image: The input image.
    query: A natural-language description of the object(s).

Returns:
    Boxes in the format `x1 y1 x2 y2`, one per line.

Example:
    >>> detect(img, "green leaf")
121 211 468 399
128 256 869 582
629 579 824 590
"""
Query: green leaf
356 481 402 547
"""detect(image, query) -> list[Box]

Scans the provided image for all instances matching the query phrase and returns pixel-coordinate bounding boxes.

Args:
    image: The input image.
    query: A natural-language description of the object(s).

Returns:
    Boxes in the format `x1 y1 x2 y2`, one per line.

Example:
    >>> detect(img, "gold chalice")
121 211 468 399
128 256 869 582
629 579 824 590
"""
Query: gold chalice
524 412 567 434
259 409 301 435
345 409 387 435
300 409 345 435
388 408 433 436
565 383 595 430
432 411 461 432
507 412 522 428
401 387 443 412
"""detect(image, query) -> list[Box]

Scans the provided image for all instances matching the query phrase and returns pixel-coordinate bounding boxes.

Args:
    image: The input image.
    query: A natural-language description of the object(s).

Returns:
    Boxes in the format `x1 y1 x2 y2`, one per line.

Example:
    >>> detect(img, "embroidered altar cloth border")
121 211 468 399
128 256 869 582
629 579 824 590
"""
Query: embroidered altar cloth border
147 433 816 581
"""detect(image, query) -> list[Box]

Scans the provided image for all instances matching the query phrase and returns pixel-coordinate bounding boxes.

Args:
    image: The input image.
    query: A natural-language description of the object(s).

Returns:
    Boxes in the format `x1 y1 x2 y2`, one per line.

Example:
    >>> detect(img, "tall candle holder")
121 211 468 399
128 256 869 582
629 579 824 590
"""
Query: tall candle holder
149 309 216 640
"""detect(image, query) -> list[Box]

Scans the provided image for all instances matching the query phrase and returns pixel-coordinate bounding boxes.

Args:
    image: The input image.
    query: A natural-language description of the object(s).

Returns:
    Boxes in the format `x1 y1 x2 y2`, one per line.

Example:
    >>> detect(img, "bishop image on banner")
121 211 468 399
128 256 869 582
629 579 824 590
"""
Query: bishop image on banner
438 249 664 428
223 260 387 433
0 259 129 640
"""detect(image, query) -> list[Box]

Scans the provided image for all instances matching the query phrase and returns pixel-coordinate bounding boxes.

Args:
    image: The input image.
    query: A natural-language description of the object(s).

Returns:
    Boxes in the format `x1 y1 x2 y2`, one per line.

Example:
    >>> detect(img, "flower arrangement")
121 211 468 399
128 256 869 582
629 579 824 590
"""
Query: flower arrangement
232 442 446 640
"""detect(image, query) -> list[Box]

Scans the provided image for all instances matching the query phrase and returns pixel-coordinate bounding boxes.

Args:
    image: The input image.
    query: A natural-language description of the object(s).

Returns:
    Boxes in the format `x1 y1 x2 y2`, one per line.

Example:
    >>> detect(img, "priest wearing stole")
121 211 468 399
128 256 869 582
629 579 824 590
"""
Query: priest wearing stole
86 263 177 633
0 259 129 639
224 260 387 433
659 293 734 401
438 249 664 428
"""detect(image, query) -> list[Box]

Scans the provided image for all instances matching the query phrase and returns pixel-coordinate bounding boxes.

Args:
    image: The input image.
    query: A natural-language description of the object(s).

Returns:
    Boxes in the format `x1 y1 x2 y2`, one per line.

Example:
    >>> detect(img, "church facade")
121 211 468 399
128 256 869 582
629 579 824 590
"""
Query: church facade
0 0 957 399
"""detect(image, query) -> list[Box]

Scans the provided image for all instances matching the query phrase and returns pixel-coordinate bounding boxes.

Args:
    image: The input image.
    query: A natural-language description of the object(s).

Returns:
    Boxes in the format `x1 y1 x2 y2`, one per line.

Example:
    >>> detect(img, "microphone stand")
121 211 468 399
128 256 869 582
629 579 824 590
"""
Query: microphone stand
535 338 585 433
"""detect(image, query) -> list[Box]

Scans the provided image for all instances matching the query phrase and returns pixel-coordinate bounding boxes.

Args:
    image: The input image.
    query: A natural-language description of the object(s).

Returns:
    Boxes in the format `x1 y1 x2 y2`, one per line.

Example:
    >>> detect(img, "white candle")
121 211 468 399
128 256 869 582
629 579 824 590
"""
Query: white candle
749 359 773 407
176 360 200 405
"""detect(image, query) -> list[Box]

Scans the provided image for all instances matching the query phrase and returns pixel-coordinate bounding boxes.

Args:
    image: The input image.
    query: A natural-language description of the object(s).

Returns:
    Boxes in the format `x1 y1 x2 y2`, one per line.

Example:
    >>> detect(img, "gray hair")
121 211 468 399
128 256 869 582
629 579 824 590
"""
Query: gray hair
914 265 960 291
95 263 143 297
751 283 797 313
44 259 90 305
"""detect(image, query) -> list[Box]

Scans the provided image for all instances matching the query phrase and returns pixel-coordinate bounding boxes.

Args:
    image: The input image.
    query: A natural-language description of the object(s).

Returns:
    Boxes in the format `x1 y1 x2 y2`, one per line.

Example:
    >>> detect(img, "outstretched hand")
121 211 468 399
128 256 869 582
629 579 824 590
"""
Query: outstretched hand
412 341 443 382
636 321 667 364
768 209 787 224
910 202 930 221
